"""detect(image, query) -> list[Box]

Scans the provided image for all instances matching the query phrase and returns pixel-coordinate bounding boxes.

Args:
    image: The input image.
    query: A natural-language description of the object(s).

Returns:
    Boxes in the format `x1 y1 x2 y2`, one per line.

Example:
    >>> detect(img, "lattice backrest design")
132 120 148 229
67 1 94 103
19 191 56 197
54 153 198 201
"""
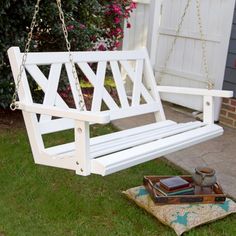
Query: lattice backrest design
8 47 163 134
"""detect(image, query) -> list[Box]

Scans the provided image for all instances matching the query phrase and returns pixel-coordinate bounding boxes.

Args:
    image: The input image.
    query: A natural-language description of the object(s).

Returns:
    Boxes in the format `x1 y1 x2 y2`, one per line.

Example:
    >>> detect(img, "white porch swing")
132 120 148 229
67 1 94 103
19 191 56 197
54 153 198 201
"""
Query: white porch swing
8 0 232 176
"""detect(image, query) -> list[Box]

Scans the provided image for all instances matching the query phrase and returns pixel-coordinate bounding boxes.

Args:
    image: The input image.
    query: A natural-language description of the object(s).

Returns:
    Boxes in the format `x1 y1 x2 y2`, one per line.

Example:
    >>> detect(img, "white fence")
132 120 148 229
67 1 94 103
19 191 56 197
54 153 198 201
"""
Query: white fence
123 0 236 118
122 0 150 50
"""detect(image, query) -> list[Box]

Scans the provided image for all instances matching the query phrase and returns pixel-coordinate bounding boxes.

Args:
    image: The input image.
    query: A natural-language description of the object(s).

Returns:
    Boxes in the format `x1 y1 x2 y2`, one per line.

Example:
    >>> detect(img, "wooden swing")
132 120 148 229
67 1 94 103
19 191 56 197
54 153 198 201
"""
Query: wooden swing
8 0 232 176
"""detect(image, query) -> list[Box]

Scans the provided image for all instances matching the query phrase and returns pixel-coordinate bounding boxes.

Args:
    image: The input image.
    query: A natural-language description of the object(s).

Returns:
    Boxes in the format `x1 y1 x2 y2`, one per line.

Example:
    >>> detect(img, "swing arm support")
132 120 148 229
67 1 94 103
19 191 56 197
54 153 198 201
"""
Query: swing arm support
15 102 110 124
157 86 233 124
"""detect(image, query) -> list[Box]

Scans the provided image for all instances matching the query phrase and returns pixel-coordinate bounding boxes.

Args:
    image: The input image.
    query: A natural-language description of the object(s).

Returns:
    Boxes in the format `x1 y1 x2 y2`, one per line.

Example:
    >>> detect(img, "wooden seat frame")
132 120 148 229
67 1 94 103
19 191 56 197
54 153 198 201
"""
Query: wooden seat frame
8 47 233 176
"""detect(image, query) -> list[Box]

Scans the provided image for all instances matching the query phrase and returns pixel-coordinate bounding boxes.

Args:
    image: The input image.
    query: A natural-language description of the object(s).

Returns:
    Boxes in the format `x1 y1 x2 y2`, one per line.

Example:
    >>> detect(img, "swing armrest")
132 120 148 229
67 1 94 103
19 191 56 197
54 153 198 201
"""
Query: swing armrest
156 86 233 98
157 86 233 124
16 102 110 124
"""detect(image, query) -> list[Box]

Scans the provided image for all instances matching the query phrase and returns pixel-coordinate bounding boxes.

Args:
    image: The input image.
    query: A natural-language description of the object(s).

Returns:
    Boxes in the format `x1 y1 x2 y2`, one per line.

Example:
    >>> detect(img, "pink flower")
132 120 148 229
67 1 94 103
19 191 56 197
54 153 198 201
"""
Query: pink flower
130 2 137 10
116 27 123 36
114 41 121 48
127 22 131 28
98 44 106 51
66 25 75 31
79 23 86 29
114 17 121 24
111 4 122 15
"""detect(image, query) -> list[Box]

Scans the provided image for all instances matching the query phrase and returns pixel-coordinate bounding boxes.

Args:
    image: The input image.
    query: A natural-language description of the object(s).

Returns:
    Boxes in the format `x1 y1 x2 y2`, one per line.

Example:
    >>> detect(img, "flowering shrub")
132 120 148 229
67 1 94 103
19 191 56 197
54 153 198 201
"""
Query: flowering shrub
0 0 136 108
93 0 137 50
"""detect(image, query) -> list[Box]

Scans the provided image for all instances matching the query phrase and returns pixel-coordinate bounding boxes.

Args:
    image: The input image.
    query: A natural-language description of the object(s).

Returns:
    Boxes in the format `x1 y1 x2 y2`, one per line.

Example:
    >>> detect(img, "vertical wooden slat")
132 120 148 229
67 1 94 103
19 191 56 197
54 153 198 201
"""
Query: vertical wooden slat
132 59 144 106
74 121 91 176
91 61 107 111
203 95 214 124
7 47 44 164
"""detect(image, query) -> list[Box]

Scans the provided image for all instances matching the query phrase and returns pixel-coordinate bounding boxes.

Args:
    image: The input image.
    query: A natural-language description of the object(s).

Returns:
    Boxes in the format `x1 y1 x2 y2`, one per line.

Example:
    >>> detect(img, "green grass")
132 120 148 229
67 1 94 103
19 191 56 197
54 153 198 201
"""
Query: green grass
0 125 236 236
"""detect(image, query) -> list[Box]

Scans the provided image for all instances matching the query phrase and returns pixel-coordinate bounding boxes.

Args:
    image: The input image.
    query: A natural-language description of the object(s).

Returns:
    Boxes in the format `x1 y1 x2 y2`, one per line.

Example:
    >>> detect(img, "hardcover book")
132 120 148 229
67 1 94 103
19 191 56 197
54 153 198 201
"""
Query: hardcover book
154 183 194 196
159 176 190 191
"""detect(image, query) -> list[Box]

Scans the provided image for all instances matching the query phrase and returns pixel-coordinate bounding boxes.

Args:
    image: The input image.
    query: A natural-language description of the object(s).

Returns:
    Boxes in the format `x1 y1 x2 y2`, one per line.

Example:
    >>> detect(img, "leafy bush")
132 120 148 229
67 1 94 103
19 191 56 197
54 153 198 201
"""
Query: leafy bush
0 0 136 108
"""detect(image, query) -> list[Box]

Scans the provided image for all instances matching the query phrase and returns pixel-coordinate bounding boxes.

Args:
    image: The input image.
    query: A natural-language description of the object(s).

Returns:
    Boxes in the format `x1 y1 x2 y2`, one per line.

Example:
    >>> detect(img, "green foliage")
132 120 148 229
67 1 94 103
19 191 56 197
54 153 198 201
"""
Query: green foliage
0 0 136 108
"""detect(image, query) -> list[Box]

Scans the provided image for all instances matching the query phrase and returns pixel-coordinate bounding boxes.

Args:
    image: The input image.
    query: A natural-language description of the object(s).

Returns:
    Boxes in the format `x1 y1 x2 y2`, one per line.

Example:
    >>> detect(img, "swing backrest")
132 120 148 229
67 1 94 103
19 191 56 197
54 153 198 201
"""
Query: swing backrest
8 47 165 135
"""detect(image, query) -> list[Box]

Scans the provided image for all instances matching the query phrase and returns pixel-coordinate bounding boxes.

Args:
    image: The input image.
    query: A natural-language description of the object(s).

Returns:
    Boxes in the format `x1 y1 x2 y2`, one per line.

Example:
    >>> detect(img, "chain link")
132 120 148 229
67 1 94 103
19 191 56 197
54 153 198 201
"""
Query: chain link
56 0 85 111
10 0 86 111
196 0 214 89
158 0 214 90
10 0 41 110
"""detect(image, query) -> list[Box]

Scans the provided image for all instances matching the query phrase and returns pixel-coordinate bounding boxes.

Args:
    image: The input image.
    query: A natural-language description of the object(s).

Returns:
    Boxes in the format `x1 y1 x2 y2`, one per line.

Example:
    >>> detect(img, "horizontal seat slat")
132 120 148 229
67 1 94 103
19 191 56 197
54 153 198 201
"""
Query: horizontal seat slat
44 120 205 159
90 120 176 145
44 120 176 156
90 121 204 158
91 124 223 176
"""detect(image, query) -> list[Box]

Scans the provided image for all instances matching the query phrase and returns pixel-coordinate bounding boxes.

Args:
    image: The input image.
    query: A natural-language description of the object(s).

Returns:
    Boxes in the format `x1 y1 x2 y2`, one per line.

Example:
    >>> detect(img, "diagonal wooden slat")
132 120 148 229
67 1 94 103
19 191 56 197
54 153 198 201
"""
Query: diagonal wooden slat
119 60 154 104
65 63 86 110
40 63 62 122
78 62 119 110
110 61 129 108
132 59 144 106
25 65 68 110
91 61 107 111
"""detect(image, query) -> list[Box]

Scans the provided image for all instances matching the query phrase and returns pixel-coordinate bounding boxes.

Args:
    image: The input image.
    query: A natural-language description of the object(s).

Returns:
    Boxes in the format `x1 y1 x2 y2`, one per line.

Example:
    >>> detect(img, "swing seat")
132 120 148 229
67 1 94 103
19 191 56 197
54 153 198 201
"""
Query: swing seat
8 47 233 176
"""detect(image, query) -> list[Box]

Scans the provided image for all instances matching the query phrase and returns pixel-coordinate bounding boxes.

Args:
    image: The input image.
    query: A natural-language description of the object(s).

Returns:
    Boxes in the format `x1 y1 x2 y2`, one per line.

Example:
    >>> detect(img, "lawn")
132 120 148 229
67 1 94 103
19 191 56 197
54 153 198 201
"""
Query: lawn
0 123 236 236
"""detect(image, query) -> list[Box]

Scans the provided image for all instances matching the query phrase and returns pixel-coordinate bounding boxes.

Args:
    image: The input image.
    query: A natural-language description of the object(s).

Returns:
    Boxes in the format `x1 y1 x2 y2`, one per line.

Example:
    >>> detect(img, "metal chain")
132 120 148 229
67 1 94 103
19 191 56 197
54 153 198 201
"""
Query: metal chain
158 0 214 90
10 0 41 110
196 0 214 89
158 0 192 85
10 0 86 111
56 0 85 111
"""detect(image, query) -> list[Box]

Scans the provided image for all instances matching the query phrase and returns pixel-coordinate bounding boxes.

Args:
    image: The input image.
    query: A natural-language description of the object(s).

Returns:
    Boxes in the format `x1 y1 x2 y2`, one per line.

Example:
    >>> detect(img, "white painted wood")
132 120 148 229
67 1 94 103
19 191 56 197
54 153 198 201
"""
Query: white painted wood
158 27 221 43
44 120 176 157
147 0 163 66
203 96 214 124
143 50 166 121
110 61 129 108
123 2 151 50
78 62 119 110
154 0 236 119
90 121 204 158
132 59 144 106
157 86 233 97
7 47 44 164
120 60 154 103
123 0 235 121
18 48 145 65
91 61 107 111
25 64 68 109
39 118 74 134
133 0 150 4
75 121 90 176
43 120 207 161
40 63 62 122
65 63 85 110
8 46 230 177
108 103 159 120
16 102 110 124
91 124 223 176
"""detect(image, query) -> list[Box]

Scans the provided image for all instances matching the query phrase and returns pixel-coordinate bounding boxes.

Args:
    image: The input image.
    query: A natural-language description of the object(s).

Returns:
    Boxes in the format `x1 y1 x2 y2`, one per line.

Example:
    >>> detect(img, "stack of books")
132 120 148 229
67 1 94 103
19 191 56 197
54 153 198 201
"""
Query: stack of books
153 176 194 196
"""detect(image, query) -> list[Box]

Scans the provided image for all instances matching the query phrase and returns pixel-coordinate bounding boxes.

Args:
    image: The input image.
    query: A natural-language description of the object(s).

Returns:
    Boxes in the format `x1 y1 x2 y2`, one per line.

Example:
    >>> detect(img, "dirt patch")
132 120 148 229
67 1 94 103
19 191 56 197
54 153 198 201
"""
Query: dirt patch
0 109 24 130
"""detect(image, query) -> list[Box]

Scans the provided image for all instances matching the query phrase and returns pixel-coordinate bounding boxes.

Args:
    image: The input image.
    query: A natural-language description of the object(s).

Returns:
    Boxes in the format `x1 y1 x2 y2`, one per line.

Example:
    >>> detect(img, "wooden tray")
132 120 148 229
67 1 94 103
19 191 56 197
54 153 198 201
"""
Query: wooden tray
143 175 226 205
